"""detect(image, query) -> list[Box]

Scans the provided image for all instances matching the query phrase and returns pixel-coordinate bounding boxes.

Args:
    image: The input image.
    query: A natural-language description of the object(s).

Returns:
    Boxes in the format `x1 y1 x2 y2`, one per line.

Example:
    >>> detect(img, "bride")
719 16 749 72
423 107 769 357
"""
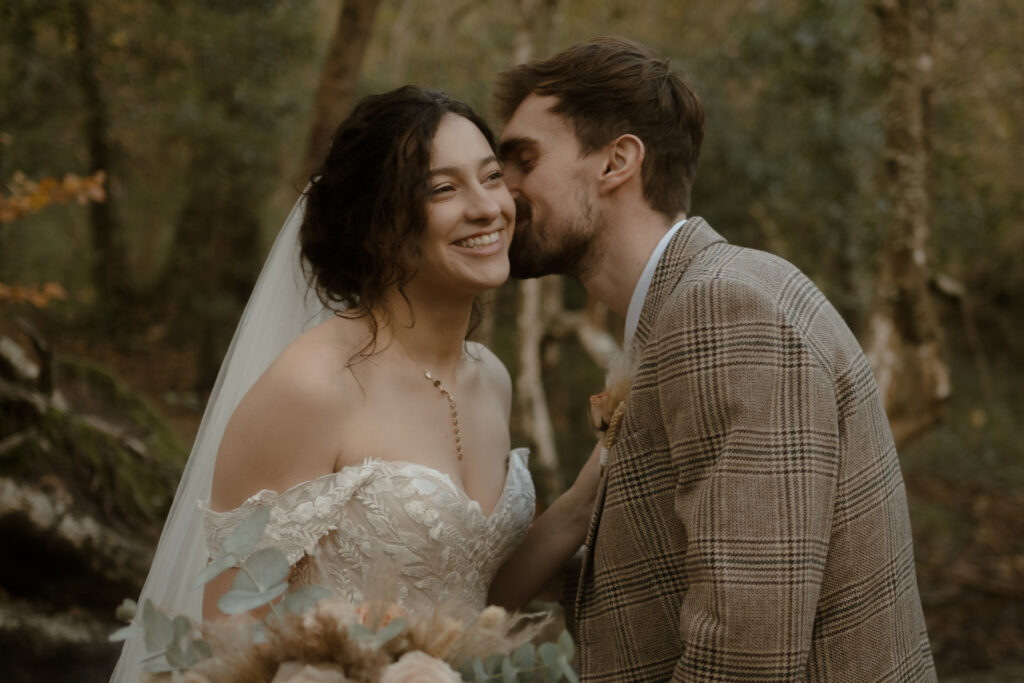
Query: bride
111 86 599 681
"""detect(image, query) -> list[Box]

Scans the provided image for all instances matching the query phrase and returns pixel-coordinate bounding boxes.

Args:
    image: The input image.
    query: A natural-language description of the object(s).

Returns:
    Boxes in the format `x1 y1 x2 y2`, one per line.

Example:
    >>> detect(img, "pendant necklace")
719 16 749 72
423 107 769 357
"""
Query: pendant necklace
395 336 464 461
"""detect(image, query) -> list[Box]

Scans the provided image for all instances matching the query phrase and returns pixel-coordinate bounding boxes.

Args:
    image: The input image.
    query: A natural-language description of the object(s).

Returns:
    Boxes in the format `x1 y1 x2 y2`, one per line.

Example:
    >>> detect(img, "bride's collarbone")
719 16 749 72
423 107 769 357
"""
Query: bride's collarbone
328 348 511 507
338 366 507 456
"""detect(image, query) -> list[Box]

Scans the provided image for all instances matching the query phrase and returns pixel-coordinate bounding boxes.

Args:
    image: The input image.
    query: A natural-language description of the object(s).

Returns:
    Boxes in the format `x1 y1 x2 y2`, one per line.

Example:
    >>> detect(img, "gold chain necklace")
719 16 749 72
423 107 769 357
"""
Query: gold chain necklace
395 337 464 461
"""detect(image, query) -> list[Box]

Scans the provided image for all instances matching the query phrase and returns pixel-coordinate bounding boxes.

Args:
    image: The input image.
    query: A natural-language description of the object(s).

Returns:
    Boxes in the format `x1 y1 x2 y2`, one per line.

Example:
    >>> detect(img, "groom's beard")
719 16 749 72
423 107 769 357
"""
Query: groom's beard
509 191 601 280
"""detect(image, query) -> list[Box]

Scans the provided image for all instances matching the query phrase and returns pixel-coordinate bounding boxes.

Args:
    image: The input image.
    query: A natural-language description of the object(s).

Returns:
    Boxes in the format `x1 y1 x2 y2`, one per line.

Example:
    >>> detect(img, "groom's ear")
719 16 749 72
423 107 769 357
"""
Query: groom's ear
598 134 645 195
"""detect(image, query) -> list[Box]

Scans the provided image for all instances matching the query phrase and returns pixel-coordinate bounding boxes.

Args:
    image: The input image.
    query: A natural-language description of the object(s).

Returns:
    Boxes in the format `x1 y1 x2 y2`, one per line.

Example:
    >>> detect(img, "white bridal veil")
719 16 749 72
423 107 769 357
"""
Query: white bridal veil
110 195 329 682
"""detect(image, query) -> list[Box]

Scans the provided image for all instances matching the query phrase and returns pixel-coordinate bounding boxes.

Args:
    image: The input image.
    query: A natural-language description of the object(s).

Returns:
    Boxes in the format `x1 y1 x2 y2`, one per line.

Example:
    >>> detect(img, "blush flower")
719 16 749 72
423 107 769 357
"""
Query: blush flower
378 651 461 683
270 661 350 683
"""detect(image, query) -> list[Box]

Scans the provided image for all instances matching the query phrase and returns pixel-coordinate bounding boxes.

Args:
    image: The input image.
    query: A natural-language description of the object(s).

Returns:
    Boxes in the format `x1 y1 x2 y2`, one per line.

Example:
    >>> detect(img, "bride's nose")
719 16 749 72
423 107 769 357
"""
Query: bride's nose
465 184 502 222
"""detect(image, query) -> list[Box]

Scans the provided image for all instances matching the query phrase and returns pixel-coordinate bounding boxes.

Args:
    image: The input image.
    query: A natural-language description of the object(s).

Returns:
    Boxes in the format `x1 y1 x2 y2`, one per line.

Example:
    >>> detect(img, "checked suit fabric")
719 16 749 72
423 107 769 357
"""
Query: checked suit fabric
566 217 935 682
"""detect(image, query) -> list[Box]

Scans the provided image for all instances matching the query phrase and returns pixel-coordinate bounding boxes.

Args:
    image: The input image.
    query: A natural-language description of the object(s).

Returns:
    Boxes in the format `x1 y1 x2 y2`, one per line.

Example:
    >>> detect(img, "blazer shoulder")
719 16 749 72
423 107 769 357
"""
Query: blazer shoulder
658 242 855 374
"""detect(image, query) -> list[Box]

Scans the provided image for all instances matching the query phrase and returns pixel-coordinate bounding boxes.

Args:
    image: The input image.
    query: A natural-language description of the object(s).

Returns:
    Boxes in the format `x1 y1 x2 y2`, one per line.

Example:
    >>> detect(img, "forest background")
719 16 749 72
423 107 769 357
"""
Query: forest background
0 0 1021 681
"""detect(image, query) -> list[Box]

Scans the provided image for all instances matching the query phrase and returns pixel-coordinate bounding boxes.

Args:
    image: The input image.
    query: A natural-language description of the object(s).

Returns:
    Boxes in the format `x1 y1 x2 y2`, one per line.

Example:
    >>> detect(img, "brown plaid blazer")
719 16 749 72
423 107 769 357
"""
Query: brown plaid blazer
566 218 935 681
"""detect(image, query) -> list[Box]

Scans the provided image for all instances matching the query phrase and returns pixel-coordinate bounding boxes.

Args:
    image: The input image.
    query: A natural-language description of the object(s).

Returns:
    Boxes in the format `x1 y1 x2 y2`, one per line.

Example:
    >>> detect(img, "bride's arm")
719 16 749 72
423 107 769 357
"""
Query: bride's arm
202 343 346 620
487 439 602 610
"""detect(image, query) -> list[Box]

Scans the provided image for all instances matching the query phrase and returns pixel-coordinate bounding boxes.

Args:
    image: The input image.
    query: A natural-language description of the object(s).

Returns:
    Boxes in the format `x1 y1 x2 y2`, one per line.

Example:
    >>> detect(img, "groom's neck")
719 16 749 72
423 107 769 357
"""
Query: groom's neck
579 208 683 319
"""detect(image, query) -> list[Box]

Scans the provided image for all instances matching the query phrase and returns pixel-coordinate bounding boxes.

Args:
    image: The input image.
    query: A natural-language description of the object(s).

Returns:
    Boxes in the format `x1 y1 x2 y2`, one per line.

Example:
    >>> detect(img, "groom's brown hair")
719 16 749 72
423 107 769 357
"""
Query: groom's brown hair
494 37 705 217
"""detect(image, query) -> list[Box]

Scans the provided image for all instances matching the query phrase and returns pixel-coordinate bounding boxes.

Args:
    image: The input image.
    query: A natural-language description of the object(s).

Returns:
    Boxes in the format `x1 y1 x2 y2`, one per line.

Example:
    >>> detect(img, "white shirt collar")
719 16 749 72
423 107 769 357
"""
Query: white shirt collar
623 218 688 351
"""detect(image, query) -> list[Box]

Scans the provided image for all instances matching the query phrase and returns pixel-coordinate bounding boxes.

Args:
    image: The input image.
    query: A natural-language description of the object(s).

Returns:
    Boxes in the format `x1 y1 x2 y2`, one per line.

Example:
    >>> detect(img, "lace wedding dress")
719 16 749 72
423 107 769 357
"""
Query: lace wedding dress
201 448 535 618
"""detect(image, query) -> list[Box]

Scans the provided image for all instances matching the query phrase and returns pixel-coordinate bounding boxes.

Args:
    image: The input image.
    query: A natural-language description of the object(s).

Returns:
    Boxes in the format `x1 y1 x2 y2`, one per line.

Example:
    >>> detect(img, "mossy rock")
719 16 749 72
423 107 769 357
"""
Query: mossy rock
0 355 188 540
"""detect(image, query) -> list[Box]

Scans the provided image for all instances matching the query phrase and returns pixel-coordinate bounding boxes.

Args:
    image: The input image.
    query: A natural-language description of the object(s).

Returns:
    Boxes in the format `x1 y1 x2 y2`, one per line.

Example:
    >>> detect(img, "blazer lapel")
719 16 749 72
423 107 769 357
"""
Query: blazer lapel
630 217 727 358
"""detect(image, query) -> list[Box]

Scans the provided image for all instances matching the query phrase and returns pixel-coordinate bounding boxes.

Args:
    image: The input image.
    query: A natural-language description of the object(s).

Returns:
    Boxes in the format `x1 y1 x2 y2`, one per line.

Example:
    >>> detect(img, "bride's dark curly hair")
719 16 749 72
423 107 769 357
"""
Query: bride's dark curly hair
300 86 498 358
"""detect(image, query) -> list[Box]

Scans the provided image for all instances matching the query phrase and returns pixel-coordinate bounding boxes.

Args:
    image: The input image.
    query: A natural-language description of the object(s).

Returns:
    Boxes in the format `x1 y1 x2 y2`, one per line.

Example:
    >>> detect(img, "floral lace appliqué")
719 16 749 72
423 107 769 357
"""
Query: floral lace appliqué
201 449 534 618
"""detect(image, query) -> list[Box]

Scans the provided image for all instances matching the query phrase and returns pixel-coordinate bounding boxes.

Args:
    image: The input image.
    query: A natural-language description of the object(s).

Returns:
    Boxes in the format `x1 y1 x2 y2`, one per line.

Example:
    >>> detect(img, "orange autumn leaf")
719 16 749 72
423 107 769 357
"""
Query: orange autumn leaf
0 170 106 223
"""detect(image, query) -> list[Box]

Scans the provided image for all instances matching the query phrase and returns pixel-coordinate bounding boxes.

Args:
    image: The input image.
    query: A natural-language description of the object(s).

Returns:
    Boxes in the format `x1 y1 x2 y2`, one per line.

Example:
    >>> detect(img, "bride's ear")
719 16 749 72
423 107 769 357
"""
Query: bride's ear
598 134 644 195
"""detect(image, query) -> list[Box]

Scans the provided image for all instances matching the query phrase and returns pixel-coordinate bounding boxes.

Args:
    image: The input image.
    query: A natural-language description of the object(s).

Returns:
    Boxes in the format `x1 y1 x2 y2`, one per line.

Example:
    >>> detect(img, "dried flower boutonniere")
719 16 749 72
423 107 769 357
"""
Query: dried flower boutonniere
589 349 636 470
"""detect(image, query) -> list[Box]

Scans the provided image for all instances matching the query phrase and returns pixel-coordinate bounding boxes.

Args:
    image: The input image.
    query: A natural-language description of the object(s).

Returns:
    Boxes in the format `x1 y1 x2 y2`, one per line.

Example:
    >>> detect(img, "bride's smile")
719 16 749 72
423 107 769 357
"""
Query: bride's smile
412 113 515 297
451 227 503 251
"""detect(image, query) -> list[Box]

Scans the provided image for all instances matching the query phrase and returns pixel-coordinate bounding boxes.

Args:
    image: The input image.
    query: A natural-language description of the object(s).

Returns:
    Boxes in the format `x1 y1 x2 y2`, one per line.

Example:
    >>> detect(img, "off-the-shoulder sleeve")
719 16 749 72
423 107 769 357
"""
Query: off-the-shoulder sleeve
200 463 379 565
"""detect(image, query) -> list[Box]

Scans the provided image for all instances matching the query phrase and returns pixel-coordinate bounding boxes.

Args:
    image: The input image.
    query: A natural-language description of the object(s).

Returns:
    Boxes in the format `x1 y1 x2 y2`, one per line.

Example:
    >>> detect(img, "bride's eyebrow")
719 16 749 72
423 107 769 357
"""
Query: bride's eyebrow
428 155 500 177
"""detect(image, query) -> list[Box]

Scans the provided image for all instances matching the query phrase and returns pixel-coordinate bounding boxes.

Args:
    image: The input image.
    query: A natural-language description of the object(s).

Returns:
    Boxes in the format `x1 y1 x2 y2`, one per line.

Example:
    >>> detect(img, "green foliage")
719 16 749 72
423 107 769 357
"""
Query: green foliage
348 617 408 648
458 630 577 682
111 506 291 672
114 507 578 680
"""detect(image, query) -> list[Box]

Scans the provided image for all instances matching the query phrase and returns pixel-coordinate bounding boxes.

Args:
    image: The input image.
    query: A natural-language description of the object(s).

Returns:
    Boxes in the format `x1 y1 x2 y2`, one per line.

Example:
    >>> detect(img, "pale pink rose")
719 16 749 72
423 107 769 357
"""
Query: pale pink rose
379 651 461 683
270 661 350 683
355 601 407 628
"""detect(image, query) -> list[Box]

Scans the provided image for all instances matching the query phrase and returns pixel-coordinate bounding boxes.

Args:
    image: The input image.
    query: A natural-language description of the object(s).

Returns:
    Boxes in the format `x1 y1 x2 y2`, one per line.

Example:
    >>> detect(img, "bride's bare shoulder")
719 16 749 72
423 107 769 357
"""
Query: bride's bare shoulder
266 315 368 391
211 316 371 509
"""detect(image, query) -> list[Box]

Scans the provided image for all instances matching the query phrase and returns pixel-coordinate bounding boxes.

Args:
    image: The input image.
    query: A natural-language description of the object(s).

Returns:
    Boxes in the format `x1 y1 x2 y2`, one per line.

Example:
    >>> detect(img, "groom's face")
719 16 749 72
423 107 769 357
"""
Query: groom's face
499 94 604 280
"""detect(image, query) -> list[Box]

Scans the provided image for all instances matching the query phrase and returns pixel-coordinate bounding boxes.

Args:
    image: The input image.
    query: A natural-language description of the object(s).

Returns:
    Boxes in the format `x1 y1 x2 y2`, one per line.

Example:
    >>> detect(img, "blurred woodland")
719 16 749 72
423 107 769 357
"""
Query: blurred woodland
1 0 1022 680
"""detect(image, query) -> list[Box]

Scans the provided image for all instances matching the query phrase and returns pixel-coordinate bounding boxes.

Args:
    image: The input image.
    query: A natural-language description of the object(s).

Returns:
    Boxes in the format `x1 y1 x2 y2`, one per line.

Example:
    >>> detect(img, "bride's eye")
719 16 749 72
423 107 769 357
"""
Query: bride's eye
431 183 455 196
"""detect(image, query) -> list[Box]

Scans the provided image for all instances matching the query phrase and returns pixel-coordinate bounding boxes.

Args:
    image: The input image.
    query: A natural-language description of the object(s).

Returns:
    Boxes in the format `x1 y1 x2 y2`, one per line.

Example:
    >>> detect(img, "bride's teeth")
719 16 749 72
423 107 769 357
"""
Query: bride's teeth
456 232 500 248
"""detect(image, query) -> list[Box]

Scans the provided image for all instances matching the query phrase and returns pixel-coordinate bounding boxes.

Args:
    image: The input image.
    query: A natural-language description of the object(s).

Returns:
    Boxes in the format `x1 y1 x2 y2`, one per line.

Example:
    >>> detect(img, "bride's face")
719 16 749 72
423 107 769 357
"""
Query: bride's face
411 113 515 297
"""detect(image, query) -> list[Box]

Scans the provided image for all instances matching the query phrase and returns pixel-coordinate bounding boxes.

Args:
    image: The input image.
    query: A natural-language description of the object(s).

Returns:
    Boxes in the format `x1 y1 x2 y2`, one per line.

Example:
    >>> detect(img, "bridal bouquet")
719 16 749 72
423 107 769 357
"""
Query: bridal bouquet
112 508 577 683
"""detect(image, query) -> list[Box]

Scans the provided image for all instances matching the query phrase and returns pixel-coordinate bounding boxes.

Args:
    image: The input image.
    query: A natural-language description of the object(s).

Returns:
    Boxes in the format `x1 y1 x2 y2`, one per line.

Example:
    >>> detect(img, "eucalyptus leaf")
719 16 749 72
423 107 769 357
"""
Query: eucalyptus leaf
471 657 487 681
221 507 271 556
141 599 174 653
559 657 579 683
538 642 561 683
178 635 205 668
139 651 174 673
501 656 518 683
162 615 199 671
217 580 289 614
172 615 194 638
484 653 504 675
538 642 559 665
239 547 290 590
347 623 375 641
164 636 186 670
458 657 481 681
374 617 406 645
187 551 238 590
196 639 213 659
556 630 575 661
108 624 137 642
278 585 332 614
511 642 535 670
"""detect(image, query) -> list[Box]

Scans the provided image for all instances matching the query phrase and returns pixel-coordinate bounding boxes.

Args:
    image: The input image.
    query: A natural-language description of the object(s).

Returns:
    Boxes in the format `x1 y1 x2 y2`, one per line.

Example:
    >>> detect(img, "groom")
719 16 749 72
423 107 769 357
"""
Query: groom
496 38 935 681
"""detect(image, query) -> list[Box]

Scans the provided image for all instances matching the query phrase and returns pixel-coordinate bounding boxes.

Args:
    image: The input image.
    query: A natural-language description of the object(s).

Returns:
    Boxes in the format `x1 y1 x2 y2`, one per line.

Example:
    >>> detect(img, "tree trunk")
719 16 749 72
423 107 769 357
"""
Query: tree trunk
300 0 383 184
70 0 127 312
516 278 563 497
865 0 949 447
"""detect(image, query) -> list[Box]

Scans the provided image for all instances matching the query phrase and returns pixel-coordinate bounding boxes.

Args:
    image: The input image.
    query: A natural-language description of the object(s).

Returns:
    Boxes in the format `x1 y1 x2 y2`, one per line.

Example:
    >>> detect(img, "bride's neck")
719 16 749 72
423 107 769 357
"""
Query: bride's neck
378 288 473 372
